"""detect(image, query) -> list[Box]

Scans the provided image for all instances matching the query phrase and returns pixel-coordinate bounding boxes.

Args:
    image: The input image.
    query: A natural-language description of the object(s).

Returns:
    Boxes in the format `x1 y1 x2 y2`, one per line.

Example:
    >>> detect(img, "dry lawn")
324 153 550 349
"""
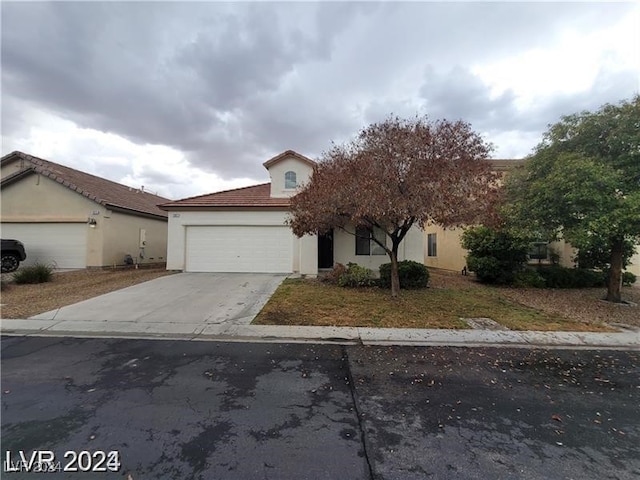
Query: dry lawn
254 270 622 331
1 267 175 319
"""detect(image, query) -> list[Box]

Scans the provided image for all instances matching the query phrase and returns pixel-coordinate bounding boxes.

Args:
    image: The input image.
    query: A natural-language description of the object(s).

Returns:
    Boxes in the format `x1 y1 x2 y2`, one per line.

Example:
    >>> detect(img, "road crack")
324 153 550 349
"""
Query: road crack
342 345 375 480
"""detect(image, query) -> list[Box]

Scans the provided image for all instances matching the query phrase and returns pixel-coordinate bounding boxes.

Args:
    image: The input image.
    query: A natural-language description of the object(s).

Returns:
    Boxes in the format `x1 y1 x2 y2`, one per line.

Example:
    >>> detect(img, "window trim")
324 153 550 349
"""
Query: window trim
427 233 437 257
284 171 297 189
528 241 548 260
355 226 387 256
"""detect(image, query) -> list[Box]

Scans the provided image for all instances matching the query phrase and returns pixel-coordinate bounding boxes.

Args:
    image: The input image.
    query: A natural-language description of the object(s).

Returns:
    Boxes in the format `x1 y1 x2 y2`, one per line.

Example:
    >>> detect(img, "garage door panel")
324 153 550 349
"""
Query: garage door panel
1 223 87 268
186 226 292 273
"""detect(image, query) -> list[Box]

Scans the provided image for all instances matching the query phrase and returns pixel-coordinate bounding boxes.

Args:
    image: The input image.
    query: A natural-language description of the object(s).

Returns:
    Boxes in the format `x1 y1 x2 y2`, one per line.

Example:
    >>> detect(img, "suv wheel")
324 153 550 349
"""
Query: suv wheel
1 253 19 273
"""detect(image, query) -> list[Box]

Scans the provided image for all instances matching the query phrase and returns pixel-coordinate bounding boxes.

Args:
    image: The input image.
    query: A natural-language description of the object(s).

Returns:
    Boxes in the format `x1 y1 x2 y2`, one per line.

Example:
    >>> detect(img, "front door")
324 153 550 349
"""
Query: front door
317 231 334 269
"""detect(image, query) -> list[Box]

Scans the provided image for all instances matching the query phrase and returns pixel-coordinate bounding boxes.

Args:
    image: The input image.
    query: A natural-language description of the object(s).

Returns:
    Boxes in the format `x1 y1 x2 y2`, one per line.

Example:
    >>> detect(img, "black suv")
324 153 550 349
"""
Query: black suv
1 239 27 273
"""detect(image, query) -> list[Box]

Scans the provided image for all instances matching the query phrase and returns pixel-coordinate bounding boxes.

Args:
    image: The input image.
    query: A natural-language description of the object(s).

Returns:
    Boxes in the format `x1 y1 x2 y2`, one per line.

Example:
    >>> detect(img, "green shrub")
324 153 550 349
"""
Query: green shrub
321 263 347 285
461 226 530 285
338 263 376 288
379 260 429 289
623 271 637 286
536 266 605 288
466 255 516 284
513 269 546 288
13 263 54 284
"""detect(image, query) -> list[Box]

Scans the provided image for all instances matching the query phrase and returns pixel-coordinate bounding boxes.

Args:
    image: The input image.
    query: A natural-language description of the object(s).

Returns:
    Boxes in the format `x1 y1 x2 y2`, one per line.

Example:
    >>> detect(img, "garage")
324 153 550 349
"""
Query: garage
185 225 293 273
1 222 87 268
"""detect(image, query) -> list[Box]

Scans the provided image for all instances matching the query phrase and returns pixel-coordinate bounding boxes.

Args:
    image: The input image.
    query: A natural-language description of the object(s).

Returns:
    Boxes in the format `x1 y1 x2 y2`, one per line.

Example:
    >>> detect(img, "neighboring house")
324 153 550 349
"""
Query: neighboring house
424 159 640 277
0 151 170 269
160 150 425 274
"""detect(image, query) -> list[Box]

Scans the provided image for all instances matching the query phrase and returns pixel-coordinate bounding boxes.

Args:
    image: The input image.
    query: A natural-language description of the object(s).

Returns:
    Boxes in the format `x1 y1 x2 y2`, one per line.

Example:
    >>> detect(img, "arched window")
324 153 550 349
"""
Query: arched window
285 171 297 189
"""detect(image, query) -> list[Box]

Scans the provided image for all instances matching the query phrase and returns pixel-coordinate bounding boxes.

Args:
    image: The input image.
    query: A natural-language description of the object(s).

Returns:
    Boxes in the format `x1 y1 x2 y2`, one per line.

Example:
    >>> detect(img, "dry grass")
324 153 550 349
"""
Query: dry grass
254 270 617 331
499 284 640 328
1 267 175 319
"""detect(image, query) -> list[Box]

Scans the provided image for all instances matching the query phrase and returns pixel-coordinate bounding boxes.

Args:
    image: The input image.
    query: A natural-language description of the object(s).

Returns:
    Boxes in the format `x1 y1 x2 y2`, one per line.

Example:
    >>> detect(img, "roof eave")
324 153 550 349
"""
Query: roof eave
0 167 36 187
104 203 169 220
262 150 316 169
161 205 290 212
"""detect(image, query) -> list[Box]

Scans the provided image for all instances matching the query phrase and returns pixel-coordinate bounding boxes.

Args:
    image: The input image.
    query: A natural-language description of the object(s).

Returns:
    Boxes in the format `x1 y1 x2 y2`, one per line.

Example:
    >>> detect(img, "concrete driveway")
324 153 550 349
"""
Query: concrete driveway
24 273 285 338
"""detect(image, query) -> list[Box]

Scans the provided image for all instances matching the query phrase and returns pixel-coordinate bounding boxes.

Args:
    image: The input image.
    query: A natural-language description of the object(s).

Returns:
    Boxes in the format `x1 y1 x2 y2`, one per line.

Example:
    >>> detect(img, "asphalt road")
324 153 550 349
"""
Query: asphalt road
1 337 639 480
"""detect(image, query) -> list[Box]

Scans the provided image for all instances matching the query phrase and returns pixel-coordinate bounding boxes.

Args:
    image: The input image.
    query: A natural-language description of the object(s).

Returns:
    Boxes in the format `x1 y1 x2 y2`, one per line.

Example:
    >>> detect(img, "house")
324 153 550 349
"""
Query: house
0 151 170 269
160 150 425 274
424 159 640 277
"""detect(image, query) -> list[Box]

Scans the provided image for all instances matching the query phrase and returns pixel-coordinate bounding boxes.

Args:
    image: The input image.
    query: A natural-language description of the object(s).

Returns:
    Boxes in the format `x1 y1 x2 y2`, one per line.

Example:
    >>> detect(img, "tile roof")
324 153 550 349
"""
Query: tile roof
1 151 170 218
159 183 290 209
159 157 525 210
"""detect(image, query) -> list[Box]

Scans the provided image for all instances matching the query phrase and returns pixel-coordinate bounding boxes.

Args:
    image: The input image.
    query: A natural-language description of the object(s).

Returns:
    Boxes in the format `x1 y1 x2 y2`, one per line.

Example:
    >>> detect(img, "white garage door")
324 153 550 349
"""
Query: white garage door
1 223 87 268
186 226 293 273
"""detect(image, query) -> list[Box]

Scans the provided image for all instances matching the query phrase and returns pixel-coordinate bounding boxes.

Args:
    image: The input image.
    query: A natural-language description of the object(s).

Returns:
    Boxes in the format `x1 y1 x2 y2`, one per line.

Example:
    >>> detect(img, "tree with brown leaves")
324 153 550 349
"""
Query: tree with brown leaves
288 115 500 297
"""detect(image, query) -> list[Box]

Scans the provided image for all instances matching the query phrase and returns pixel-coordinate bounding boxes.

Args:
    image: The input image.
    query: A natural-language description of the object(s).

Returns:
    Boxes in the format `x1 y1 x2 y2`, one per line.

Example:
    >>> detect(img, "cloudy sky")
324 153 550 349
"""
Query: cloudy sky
2 1 638 200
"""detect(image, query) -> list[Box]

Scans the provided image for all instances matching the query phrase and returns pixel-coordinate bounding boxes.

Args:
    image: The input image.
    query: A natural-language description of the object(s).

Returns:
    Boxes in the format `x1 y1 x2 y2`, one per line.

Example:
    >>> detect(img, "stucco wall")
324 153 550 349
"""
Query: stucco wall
628 251 640 276
1 159 29 180
100 210 168 267
333 225 424 272
1 173 99 222
423 226 579 273
423 226 467 272
1 173 168 268
165 210 300 271
267 156 313 198
1 173 98 264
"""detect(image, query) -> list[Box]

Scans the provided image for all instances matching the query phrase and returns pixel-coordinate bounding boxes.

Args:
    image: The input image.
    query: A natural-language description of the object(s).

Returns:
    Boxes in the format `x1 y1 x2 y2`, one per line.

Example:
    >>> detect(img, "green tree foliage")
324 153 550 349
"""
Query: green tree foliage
461 226 530 284
504 96 640 302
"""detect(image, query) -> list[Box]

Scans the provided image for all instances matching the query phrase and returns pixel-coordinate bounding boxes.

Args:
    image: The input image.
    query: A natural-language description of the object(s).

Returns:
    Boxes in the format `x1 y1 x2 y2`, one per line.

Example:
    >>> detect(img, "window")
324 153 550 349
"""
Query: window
427 233 437 257
285 171 297 189
528 242 548 260
355 226 386 255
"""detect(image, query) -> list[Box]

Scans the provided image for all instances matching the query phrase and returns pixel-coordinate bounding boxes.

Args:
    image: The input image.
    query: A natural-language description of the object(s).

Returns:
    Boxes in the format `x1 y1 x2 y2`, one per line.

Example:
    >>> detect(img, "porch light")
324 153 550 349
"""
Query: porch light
88 218 97 228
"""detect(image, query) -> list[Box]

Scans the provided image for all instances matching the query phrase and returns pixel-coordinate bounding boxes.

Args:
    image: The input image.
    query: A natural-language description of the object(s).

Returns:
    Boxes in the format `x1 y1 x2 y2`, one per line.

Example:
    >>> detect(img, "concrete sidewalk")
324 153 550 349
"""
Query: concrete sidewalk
1 318 639 349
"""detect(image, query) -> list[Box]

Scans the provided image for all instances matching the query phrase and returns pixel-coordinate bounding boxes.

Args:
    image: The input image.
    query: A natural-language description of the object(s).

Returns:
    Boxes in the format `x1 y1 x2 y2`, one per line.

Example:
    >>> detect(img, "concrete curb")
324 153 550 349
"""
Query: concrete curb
2 319 639 350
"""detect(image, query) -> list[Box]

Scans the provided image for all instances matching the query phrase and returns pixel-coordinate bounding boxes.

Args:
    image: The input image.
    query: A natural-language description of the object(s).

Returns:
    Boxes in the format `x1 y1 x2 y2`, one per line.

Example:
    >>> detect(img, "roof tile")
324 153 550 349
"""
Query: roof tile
1 151 171 218
160 183 290 209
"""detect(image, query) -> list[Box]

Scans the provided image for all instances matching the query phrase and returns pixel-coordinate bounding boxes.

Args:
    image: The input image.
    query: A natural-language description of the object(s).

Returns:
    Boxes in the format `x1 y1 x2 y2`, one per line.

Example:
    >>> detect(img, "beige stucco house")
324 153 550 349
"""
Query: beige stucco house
1 151 170 268
160 150 425 274
424 159 640 277
161 150 640 277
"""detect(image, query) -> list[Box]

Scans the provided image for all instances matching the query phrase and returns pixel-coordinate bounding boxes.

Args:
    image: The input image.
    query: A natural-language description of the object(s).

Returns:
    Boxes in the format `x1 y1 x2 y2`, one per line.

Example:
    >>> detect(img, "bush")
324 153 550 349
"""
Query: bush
461 226 530 285
379 260 429 289
536 266 605 289
337 263 376 288
513 269 546 288
623 271 637 286
321 263 347 285
466 255 516 284
13 263 54 284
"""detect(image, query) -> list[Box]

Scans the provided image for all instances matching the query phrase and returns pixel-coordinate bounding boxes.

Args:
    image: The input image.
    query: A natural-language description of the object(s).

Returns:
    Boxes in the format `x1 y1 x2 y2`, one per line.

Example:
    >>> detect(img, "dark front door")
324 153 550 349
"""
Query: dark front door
318 231 334 269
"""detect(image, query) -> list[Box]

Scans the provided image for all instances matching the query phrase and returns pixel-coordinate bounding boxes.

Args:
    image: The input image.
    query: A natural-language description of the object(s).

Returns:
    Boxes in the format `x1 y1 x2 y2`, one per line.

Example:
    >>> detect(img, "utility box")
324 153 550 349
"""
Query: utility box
139 229 147 248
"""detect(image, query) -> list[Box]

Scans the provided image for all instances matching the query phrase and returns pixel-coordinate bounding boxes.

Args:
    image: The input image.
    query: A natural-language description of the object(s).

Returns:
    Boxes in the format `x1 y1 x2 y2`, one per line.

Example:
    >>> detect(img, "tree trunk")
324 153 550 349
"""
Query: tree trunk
390 248 400 298
606 237 624 303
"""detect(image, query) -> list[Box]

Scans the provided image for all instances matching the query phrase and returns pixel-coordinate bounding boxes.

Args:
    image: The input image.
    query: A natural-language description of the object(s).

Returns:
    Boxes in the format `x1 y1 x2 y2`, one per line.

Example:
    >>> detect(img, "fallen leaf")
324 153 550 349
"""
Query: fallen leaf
551 414 562 422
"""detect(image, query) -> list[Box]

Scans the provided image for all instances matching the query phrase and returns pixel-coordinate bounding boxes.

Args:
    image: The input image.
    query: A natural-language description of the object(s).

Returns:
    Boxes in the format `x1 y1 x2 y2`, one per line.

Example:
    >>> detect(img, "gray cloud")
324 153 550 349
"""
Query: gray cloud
2 1 637 186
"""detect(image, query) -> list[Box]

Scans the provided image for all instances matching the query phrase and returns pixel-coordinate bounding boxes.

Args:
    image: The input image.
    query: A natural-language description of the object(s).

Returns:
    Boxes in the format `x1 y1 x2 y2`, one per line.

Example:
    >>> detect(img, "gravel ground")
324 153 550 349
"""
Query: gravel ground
0 267 175 319
430 269 640 328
